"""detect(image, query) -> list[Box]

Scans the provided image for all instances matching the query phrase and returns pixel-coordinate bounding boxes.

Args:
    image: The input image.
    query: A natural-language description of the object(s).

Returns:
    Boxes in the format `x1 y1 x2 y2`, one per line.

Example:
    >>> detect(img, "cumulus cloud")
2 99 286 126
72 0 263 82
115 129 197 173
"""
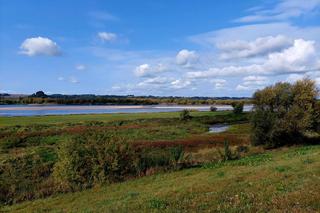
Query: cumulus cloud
170 79 192 89
211 79 226 89
176 49 198 67
137 77 171 87
69 77 79 84
286 74 305 83
189 22 320 48
242 76 268 86
98 32 117 42
235 0 320 23
20 37 60 56
236 76 269 91
218 35 292 59
187 39 317 78
134 63 168 77
76 64 86 71
236 84 251 91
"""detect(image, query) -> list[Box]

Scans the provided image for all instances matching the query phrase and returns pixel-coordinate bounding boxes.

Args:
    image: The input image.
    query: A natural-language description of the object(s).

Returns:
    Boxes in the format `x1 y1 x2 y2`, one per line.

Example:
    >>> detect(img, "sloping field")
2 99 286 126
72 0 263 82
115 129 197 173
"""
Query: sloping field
2 145 319 213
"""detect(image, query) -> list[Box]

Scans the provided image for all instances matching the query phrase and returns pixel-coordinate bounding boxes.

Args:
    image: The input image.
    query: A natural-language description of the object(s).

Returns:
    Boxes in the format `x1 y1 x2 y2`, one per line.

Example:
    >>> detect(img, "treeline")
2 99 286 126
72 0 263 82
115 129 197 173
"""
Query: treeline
0 92 251 105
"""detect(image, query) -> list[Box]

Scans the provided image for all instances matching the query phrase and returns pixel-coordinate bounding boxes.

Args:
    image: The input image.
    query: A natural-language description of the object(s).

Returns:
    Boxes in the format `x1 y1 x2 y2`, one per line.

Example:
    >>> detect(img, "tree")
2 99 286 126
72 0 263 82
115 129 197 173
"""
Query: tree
251 79 319 147
179 109 191 120
31 91 47 98
210 106 217 112
231 102 244 114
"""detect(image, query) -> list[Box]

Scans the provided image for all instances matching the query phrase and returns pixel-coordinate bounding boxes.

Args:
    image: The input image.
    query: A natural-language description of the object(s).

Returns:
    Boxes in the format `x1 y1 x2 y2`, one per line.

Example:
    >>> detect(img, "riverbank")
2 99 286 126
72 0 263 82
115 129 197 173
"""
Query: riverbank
0 104 253 117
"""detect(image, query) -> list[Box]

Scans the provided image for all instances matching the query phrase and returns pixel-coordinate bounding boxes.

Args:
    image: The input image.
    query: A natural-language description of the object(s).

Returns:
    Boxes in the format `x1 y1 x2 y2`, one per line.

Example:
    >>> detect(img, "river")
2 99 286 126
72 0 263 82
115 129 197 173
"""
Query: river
0 104 253 117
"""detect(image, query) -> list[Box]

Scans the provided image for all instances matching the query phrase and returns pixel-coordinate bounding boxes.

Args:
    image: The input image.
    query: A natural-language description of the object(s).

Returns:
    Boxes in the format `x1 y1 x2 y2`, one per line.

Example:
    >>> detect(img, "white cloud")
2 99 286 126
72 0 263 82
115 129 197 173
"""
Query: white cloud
236 84 251 91
134 64 151 77
58 77 65 81
170 79 192 89
176 49 198 67
286 74 305 83
20 37 60 56
218 35 292 59
242 76 268 86
69 76 79 84
137 77 171 87
187 39 318 78
211 79 226 89
76 64 86 71
189 23 320 47
98 32 117 42
134 63 168 77
235 0 320 23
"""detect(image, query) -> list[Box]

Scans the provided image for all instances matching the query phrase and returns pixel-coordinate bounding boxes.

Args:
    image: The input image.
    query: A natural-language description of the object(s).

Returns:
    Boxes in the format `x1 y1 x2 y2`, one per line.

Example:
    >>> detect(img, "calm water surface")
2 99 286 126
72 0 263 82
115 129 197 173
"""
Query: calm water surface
0 105 253 117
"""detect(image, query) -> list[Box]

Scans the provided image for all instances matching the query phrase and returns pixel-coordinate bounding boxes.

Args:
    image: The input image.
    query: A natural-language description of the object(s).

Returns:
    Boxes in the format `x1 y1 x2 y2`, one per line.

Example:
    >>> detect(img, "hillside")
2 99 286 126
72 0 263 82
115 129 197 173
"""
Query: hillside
2 145 319 212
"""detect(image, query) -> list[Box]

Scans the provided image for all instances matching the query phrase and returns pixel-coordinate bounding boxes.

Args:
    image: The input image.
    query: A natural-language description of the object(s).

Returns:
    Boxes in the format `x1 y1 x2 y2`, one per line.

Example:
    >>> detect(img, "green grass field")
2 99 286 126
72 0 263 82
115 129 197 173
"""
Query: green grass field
2 145 319 212
0 111 227 127
1 111 319 212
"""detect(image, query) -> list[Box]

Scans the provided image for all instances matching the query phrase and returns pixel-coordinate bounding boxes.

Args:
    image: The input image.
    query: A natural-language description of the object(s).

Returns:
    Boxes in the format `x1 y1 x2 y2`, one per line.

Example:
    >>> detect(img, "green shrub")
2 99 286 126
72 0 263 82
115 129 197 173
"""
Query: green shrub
0 152 55 204
53 133 139 191
180 109 191 120
231 102 244 114
210 106 217 112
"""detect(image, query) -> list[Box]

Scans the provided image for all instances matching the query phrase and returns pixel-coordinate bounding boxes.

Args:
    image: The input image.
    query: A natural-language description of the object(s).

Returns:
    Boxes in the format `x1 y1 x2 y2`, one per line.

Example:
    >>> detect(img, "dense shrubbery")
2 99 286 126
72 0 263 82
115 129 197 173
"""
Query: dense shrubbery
180 109 192 120
0 149 56 204
53 134 139 191
53 133 188 192
0 132 189 204
210 106 217 112
231 102 244 114
251 79 320 147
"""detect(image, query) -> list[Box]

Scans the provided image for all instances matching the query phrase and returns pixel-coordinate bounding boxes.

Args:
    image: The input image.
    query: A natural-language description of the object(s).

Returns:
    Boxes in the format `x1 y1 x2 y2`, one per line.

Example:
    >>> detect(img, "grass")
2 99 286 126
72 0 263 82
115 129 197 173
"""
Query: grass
2 145 319 212
0 111 229 127
0 111 251 205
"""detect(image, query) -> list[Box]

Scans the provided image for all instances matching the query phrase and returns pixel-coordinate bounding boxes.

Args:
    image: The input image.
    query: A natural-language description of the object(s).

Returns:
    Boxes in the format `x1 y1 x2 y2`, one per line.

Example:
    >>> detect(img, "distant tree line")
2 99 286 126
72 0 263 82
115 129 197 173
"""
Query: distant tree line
0 91 251 105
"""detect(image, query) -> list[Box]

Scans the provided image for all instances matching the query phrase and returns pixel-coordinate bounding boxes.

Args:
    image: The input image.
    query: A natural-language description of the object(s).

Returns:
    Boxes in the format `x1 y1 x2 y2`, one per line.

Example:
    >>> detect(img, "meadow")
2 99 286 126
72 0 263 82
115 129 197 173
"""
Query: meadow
0 111 249 205
2 145 319 212
0 109 319 212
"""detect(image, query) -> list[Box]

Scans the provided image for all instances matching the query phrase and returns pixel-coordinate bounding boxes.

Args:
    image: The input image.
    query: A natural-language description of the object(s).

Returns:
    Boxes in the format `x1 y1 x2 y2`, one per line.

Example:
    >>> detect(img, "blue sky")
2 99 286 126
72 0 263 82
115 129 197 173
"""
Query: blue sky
0 0 320 97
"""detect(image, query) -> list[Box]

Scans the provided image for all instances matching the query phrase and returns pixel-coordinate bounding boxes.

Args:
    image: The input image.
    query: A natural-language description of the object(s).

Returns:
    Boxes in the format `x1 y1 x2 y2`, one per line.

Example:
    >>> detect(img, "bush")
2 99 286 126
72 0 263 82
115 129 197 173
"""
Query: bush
53 133 189 192
210 106 217 112
251 79 319 147
179 109 191 120
231 102 244 114
0 151 55 204
53 133 139 191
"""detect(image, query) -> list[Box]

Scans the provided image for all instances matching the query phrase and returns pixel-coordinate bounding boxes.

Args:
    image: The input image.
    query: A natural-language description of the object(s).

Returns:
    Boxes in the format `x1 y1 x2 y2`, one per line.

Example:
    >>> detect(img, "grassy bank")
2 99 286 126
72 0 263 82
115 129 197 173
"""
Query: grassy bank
2 145 319 212
0 111 227 127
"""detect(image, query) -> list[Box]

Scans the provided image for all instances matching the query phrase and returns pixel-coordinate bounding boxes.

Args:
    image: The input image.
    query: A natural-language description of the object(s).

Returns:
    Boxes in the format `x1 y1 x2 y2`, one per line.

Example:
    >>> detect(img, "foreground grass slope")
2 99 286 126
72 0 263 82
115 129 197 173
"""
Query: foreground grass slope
3 145 319 212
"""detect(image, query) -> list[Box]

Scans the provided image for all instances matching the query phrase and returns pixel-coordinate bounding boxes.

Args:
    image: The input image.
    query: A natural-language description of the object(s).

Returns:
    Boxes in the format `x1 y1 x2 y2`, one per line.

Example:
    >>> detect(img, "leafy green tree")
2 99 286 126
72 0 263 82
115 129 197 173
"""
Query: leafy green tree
251 79 319 147
179 109 191 120
232 102 244 114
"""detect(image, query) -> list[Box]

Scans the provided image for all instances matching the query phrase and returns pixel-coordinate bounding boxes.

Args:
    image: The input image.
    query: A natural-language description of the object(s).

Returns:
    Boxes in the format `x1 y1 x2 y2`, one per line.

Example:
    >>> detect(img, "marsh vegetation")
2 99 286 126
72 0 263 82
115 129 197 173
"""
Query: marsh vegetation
0 79 319 212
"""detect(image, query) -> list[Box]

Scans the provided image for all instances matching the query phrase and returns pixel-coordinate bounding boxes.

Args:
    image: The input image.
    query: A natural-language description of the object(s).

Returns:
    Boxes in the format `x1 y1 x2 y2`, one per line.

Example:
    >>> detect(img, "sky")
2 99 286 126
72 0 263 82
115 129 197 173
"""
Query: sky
0 0 320 97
